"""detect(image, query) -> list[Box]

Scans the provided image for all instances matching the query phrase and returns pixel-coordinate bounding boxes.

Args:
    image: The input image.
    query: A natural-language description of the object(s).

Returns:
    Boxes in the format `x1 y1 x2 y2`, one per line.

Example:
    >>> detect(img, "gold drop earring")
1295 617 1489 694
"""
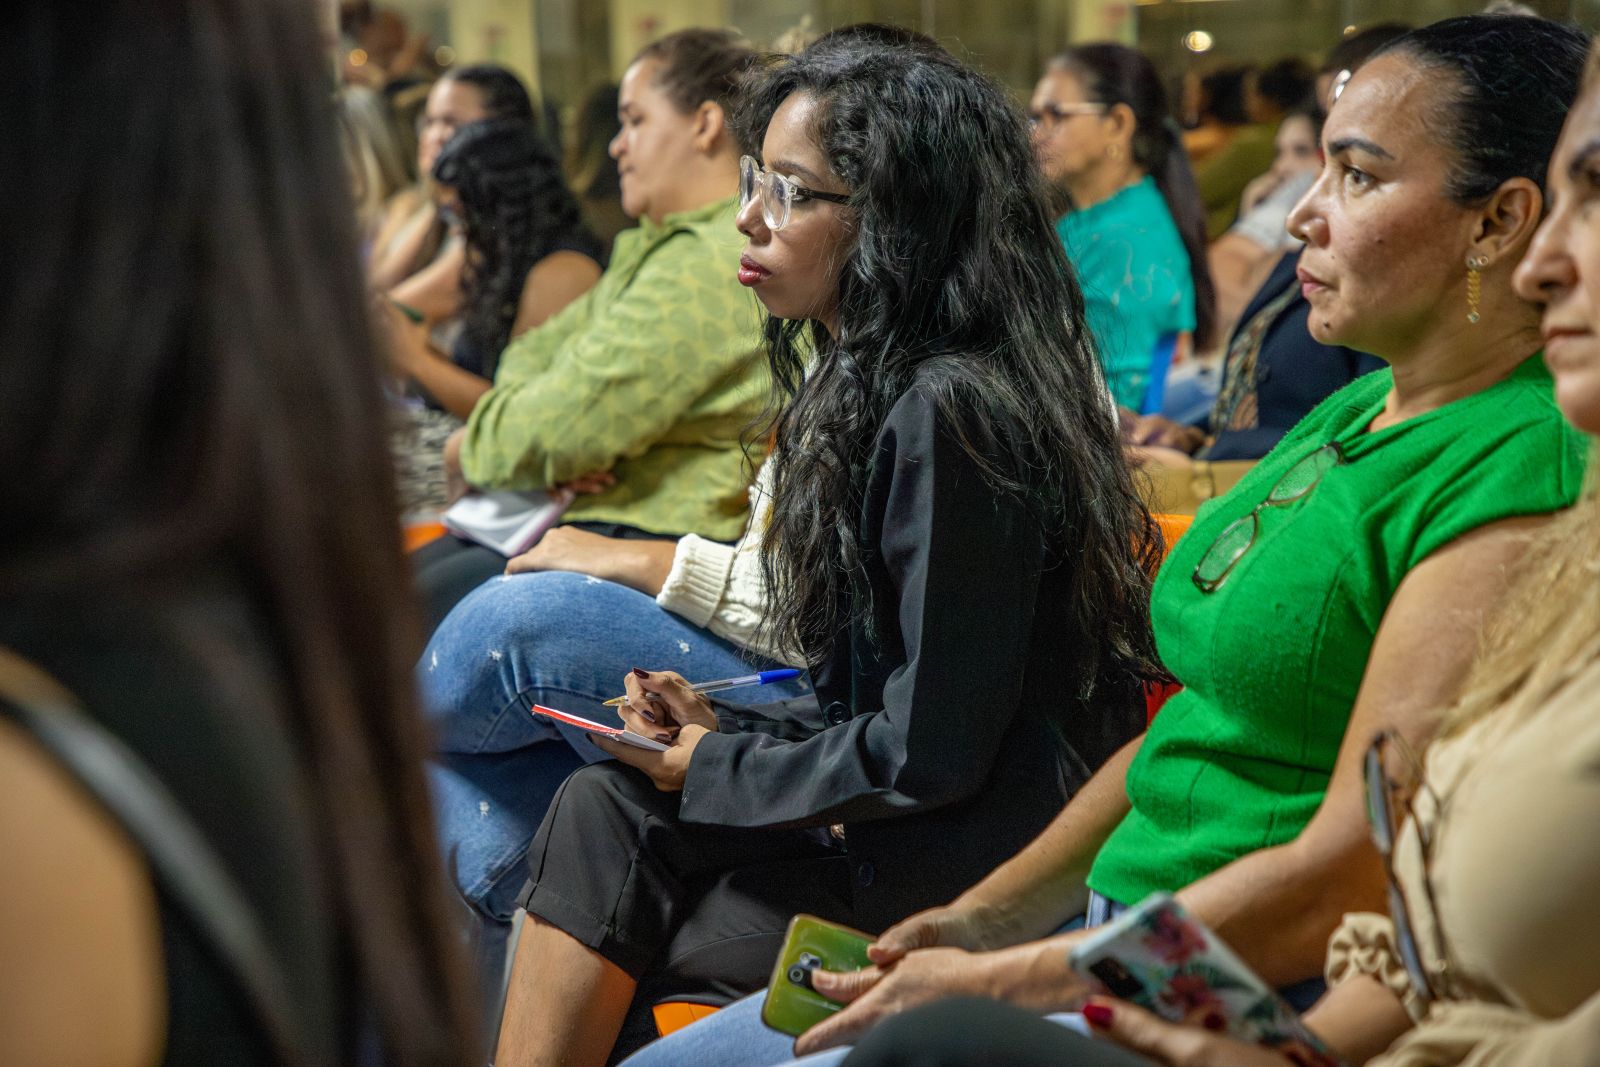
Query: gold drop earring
1466 255 1489 324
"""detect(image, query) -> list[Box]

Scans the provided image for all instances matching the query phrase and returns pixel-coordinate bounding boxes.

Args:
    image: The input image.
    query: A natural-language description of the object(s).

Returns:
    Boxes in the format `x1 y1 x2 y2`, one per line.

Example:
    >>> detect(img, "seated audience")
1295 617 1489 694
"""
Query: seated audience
1033 43 1216 409
844 31 1600 1066
1181 64 1253 170
618 15 1591 1065
411 29 772 628
385 118 602 513
1128 248 1384 512
372 65 538 312
415 21 948 1001
420 448 810 993
1209 103 1324 338
492 38 1163 1067
0 2 476 1064
1197 58 1315 240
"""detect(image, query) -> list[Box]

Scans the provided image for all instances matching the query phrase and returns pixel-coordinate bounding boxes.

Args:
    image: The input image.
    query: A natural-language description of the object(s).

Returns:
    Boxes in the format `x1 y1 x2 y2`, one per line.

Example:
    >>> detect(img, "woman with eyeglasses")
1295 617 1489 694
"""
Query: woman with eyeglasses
837 28 1600 1067
598 16 1587 1067
1031 43 1216 411
490 39 1162 1067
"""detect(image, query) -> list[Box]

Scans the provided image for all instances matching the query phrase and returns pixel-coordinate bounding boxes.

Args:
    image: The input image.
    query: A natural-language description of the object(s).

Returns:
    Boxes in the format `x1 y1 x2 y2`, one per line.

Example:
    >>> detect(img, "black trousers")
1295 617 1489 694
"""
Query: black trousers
844 998 1155 1066
520 761 857 1055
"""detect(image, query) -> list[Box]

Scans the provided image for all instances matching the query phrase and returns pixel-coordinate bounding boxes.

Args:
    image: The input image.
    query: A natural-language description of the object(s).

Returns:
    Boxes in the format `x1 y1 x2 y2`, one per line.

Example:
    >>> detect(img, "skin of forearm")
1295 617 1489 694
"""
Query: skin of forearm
1301 974 1414 1065
370 208 438 291
607 541 678 598
409 350 491 420
1175 822 1386 989
953 736 1141 943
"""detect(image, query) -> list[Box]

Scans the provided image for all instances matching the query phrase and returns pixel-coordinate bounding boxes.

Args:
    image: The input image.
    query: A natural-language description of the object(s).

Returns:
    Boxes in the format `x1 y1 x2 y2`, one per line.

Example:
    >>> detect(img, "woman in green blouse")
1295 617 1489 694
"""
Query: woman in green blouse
1032 44 1216 411
725 17 1590 1062
414 29 770 626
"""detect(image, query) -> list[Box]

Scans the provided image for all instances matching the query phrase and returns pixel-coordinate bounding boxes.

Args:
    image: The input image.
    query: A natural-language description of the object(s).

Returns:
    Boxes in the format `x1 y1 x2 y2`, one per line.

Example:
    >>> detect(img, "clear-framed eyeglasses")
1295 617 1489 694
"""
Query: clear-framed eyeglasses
1027 102 1108 131
739 155 851 232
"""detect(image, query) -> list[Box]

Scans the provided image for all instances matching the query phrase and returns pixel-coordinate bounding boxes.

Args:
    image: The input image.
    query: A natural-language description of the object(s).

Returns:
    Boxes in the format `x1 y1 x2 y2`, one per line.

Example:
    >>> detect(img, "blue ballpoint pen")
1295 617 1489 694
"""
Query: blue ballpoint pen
602 668 801 707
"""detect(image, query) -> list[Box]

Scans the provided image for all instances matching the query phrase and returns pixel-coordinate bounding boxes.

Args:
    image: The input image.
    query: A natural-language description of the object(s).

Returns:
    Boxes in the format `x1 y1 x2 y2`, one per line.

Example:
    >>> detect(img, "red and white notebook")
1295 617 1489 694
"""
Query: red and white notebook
530 704 670 751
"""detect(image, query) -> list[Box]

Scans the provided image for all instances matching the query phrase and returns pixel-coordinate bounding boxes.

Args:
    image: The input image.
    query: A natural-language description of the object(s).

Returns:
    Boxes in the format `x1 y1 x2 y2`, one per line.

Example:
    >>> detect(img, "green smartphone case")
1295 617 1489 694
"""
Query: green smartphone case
759 914 875 1037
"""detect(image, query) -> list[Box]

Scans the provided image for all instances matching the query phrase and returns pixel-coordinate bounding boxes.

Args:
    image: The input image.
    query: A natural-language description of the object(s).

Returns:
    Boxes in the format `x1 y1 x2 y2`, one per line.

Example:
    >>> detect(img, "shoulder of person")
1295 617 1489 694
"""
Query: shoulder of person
877 363 1021 464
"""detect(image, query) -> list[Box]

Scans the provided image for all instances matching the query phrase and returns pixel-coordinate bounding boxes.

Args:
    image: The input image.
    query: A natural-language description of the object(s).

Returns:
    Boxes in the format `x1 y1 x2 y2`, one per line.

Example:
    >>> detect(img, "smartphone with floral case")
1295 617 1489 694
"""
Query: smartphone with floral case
760 914 875 1037
1070 893 1338 1060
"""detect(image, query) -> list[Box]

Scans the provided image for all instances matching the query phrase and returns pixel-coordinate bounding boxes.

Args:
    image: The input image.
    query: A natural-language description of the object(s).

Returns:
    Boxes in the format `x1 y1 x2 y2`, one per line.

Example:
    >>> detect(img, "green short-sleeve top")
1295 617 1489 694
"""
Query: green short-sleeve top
1056 176 1197 410
1088 354 1587 905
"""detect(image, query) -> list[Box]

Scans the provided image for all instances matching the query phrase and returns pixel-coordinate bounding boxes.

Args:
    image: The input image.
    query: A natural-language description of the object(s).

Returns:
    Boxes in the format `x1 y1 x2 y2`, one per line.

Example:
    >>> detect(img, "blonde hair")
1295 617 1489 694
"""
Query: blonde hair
1443 441 1600 736
1444 46 1600 734
337 86 412 235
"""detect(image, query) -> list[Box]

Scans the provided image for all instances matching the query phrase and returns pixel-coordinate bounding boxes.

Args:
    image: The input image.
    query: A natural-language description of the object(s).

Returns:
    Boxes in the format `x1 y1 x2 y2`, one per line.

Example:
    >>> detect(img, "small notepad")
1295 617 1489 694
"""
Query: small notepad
441 489 574 557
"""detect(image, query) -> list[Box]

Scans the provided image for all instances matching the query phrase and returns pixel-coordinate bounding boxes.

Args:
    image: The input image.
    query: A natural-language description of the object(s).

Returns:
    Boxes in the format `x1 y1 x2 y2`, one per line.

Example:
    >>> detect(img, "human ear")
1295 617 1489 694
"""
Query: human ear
690 100 726 154
1471 177 1543 266
1105 102 1138 150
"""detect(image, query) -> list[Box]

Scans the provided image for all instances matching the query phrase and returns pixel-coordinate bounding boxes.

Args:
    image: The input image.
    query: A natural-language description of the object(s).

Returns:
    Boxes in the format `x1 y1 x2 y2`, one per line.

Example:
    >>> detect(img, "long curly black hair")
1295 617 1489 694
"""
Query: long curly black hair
432 118 594 369
738 42 1166 703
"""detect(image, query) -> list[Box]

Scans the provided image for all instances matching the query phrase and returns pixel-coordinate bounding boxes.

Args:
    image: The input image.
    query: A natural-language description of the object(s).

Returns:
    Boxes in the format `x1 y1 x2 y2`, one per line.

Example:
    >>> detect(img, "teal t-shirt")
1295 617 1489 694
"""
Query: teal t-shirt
1056 176 1196 409
1088 354 1587 905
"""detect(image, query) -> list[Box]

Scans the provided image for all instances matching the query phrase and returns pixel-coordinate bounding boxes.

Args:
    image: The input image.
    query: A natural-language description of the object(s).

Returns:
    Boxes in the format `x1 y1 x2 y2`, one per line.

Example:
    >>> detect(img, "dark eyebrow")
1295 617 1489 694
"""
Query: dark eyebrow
1327 136 1394 161
1567 136 1600 180
769 158 826 186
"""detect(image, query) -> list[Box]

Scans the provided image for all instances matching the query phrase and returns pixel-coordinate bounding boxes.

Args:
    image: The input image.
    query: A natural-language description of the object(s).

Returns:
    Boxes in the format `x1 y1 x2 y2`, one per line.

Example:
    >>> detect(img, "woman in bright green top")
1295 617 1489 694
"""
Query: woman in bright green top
415 29 767 627
738 18 1594 1060
1032 44 1216 410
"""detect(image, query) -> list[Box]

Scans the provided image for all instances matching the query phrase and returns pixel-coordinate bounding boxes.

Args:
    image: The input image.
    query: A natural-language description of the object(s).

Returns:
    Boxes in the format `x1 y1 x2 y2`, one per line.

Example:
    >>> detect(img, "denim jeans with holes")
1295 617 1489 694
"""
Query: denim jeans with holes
417 569 809 985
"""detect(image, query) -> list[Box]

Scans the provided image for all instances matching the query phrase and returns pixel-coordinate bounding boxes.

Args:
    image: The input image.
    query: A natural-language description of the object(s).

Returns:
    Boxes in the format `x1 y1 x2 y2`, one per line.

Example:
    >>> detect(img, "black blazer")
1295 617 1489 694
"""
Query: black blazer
679 380 1145 931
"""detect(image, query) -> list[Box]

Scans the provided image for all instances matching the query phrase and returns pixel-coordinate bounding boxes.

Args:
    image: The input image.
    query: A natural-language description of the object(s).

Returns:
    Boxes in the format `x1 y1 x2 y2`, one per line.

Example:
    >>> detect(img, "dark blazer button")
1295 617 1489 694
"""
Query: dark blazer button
855 861 875 888
824 701 850 727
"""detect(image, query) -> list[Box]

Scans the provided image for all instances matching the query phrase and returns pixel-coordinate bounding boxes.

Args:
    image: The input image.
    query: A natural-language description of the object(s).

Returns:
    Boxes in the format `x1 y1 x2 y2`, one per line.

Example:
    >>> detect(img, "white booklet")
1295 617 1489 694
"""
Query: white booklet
441 488 574 557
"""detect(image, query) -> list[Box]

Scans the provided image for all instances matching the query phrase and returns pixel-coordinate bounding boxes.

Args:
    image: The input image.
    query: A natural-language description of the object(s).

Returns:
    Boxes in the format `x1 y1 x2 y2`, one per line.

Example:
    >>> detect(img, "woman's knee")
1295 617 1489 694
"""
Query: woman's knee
844 999 1107 1067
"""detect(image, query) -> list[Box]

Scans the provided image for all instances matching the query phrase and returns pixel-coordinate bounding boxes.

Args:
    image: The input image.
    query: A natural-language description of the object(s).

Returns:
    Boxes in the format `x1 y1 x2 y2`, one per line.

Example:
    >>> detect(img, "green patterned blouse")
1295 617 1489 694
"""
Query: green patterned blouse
459 196 769 541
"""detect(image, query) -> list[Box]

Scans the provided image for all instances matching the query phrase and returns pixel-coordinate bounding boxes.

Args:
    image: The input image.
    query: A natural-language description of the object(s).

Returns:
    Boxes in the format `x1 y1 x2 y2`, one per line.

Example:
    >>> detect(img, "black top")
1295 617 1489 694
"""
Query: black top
0 575 347 1065
679 379 1147 931
445 231 606 385
1201 250 1385 461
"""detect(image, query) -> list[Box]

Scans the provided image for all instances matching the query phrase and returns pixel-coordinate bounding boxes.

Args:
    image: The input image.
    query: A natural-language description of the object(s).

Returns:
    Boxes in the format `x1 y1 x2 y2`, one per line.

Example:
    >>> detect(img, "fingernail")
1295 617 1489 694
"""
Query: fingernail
639 709 657 723
1202 1011 1226 1033
632 668 650 679
1082 1004 1113 1028
655 732 671 743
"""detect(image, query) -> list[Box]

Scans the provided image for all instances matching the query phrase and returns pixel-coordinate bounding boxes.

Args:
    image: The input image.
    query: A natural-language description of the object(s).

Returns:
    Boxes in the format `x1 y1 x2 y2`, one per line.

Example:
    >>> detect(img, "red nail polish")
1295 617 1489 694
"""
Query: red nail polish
632 668 651 679
656 732 672 743
1202 1011 1226 1033
1082 1004 1114 1028
640 709 657 723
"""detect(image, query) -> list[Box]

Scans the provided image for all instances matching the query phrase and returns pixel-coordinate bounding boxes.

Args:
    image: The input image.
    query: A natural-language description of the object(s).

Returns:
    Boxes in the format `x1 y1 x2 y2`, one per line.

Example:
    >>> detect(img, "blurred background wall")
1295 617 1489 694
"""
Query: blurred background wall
367 0 1600 141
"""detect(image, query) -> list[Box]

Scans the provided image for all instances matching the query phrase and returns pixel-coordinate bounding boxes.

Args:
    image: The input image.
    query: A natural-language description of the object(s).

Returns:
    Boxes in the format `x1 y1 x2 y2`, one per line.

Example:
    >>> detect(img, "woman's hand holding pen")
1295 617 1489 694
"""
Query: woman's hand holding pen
592 669 720 792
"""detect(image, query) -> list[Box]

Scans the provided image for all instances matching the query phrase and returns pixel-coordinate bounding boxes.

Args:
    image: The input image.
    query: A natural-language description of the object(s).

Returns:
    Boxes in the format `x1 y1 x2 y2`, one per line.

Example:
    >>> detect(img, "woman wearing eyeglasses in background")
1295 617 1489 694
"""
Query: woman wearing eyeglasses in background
630 17 1588 1067
841 30 1600 1067
491 38 1164 1067
1031 43 1216 411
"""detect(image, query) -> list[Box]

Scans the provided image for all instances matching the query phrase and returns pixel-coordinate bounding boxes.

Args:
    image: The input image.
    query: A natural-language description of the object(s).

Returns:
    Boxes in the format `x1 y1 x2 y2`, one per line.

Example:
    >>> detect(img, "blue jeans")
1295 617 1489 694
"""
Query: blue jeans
417 571 809 973
616 991 1091 1067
